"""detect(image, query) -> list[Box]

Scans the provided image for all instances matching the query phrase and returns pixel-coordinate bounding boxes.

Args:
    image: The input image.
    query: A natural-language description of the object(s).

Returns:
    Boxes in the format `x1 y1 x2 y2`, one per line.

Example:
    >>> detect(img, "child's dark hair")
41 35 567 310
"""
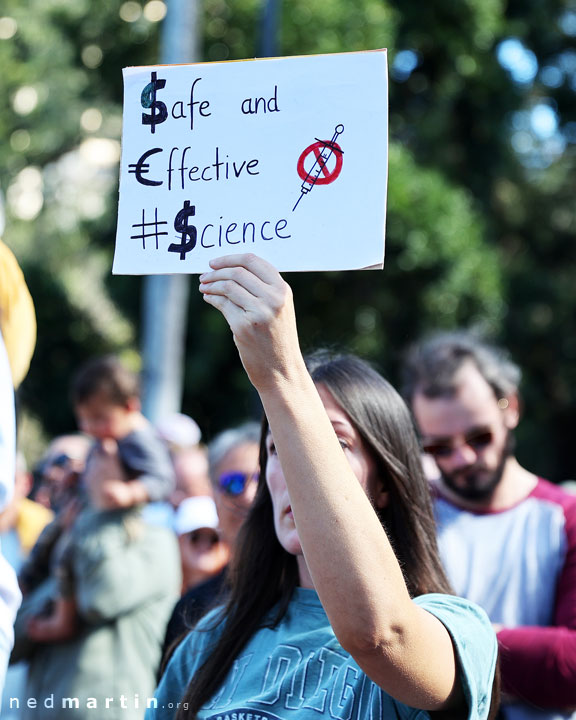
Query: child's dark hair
71 355 140 407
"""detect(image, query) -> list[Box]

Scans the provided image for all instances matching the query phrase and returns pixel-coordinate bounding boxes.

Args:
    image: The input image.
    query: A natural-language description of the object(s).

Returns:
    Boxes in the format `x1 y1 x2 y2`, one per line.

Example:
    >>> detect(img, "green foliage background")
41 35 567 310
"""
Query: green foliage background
1 0 575 479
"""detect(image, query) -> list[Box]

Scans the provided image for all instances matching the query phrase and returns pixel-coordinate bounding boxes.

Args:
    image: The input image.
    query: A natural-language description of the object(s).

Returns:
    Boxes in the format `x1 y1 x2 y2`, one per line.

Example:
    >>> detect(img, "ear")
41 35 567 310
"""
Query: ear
126 396 141 413
374 487 390 510
502 393 520 430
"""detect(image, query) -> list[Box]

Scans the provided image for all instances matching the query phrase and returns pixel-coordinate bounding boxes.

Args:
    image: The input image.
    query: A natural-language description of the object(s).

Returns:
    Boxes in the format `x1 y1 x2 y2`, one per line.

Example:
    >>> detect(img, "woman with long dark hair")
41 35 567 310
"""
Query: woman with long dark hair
149 254 498 720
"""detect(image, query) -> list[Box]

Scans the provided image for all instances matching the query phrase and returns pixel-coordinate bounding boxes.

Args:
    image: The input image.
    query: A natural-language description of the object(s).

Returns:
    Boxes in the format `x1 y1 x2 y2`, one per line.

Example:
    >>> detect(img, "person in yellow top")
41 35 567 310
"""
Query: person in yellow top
0 239 36 389
0 237 36 704
0 453 53 569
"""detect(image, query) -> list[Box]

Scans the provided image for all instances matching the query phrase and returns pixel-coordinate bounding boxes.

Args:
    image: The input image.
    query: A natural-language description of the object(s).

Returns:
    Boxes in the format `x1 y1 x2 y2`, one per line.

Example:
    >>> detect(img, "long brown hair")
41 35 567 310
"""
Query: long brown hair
176 352 454 719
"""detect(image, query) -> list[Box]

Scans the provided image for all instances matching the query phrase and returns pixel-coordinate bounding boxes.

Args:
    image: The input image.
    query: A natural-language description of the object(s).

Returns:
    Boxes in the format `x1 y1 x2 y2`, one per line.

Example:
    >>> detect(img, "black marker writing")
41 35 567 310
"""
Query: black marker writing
169 200 197 260
130 208 168 250
128 148 163 186
141 71 168 134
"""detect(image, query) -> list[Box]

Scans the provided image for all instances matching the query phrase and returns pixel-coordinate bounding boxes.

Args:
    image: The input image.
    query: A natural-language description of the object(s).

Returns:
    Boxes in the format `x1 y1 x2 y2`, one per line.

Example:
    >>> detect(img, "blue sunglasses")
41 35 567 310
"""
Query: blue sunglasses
218 471 259 497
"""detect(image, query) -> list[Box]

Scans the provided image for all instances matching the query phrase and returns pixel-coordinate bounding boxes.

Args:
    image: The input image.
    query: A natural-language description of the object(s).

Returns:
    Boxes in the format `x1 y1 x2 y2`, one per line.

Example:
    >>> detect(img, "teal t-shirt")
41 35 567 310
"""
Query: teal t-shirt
147 589 497 720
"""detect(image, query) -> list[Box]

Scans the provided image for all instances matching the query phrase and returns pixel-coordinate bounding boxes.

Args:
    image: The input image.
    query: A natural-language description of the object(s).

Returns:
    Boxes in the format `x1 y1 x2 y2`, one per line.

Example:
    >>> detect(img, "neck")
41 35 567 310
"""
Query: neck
436 456 539 512
132 411 147 428
297 554 315 589
117 411 147 438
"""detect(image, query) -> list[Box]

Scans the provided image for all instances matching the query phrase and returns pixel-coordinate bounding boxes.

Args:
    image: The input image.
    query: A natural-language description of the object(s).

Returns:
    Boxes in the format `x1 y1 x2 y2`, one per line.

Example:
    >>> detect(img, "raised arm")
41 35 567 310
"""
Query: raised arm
199 254 465 712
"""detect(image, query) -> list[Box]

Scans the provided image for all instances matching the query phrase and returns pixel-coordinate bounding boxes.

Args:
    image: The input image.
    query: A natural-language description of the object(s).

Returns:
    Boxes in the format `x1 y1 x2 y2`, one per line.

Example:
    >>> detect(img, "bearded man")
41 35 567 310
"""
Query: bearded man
403 332 576 720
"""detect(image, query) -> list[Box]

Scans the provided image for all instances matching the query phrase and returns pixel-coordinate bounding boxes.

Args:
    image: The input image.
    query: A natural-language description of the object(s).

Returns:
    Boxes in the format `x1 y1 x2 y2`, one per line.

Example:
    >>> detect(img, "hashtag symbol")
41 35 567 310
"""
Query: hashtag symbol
130 208 168 250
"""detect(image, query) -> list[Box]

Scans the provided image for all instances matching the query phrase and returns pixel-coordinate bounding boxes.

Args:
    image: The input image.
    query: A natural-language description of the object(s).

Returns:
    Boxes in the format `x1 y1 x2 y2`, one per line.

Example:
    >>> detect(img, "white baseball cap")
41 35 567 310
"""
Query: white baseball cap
156 413 202 448
174 496 219 536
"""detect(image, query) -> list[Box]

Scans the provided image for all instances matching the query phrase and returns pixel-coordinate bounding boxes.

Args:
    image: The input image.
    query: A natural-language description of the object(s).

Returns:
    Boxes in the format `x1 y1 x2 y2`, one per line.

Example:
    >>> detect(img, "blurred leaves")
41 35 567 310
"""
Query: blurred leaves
1 0 575 479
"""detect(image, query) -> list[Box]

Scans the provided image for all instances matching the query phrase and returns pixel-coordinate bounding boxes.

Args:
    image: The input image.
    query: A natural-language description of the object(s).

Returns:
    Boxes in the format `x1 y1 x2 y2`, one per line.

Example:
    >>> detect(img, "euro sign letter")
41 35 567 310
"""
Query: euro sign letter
169 201 197 260
141 71 168 134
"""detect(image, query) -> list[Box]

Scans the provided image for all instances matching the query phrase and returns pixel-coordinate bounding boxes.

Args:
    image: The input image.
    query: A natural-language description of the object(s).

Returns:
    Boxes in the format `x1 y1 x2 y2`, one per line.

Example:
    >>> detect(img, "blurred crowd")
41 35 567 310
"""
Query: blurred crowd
2 368 261 718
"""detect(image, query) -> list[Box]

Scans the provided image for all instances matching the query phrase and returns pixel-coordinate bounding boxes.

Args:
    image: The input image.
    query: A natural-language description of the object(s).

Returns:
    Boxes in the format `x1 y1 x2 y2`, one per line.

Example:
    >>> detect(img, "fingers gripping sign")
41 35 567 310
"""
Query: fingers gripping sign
199 254 304 392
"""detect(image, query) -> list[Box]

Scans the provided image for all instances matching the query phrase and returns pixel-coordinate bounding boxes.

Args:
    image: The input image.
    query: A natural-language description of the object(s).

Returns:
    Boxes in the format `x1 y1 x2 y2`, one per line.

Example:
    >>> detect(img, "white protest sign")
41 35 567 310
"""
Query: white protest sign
113 50 388 275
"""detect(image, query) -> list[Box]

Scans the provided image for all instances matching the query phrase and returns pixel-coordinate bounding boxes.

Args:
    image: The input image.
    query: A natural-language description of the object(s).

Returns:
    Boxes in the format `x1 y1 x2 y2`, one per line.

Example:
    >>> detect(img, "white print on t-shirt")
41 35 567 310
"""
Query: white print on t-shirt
204 644 384 720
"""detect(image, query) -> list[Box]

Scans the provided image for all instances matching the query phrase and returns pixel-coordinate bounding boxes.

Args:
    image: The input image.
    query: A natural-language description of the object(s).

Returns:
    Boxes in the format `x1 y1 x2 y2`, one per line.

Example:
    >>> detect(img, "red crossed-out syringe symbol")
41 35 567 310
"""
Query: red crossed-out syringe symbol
293 124 345 211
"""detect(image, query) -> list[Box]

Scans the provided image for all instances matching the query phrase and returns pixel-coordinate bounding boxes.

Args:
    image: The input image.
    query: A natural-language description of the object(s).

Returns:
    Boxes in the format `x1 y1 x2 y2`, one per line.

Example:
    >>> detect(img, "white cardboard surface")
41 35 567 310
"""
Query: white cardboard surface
113 50 388 275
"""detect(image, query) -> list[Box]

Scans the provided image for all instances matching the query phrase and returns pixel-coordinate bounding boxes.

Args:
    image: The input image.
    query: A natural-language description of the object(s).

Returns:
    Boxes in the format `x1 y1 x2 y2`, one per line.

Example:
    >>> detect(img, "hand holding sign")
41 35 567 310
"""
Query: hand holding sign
114 50 388 275
200 253 303 393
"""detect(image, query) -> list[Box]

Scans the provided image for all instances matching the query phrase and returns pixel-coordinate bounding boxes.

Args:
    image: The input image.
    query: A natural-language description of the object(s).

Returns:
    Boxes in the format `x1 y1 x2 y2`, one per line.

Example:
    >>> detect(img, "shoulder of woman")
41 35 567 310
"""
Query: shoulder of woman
413 594 497 720
176 606 228 659
157 609 228 704
413 593 492 628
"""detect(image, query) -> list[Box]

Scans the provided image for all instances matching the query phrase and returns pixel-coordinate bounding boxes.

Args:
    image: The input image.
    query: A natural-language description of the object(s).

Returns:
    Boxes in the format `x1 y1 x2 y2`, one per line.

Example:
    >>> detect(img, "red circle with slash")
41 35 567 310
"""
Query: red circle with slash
297 140 343 186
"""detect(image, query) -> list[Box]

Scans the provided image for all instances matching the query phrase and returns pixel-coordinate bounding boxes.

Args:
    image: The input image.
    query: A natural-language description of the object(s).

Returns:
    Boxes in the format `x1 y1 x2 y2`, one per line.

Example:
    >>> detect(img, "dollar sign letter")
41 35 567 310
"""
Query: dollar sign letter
169 201 197 260
141 71 168 134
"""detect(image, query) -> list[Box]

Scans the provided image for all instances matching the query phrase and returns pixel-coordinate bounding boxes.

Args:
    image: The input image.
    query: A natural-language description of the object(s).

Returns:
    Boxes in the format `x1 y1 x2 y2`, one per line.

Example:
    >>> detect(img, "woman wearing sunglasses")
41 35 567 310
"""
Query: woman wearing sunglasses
150 254 499 720
208 423 261 551
162 425 261 663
